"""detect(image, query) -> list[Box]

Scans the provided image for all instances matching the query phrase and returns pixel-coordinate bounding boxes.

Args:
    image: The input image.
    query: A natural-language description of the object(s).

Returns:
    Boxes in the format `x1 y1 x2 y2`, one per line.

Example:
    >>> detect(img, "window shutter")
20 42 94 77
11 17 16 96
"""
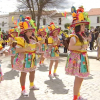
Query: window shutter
59 18 61 25
97 17 99 23
43 19 46 25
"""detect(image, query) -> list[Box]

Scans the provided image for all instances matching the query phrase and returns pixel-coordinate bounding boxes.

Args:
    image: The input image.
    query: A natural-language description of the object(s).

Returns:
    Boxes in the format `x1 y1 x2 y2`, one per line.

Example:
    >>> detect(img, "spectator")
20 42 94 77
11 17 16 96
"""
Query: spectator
95 33 100 60
63 38 68 53
85 28 89 37
90 31 95 50
94 29 99 41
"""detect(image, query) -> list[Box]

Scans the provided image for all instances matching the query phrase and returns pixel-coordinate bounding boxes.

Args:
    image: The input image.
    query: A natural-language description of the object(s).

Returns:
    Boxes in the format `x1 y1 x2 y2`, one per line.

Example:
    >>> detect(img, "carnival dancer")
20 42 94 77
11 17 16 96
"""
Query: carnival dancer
0 43 8 83
48 23 61 78
8 27 19 68
37 27 47 65
65 6 90 100
13 16 40 96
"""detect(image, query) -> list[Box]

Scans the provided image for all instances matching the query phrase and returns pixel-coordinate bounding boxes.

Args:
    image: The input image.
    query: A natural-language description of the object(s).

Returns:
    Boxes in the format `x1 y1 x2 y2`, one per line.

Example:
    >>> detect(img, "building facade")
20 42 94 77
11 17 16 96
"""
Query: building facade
0 14 9 32
88 8 100 28
9 10 72 30
1 8 100 32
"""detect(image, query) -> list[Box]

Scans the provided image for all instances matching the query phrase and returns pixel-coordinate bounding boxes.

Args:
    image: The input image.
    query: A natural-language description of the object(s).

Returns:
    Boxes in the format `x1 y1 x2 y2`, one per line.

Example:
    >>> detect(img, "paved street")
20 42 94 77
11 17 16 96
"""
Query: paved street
0 52 100 100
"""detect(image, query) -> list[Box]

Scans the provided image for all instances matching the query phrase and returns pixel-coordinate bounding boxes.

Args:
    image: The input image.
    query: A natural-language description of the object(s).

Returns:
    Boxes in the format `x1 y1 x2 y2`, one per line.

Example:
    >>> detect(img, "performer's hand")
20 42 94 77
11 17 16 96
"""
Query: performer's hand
83 44 88 49
25 46 31 51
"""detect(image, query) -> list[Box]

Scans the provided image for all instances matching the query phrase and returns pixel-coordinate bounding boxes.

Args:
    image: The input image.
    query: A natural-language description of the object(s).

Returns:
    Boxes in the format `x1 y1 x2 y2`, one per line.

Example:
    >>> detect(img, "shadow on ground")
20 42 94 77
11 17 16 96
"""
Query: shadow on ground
7 64 12 68
37 64 49 72
44 77 69 94
3 69 19 80
16 91 37 100
84 74 94 80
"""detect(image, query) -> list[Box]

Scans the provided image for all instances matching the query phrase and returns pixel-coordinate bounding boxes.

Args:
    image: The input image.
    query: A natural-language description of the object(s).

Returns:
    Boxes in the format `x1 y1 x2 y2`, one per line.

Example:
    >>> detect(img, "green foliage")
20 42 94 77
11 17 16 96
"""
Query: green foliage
64 23 71 29
64 30 68 33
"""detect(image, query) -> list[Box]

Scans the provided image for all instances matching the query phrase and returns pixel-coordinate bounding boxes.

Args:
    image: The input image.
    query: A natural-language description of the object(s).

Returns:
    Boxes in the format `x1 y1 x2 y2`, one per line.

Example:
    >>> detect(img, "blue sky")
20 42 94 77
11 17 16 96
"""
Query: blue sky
0 0 100 14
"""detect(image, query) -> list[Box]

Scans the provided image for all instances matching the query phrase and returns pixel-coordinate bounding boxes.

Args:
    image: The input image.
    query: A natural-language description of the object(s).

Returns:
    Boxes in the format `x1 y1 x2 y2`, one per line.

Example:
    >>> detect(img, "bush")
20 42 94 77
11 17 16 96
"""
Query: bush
64 23 71 29
64 30 68 33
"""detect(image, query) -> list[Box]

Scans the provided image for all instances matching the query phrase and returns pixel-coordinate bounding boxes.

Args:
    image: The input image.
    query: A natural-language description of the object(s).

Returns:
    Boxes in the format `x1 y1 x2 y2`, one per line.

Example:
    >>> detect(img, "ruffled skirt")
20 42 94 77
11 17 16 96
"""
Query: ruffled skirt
13 53 37 72
65 51 90 78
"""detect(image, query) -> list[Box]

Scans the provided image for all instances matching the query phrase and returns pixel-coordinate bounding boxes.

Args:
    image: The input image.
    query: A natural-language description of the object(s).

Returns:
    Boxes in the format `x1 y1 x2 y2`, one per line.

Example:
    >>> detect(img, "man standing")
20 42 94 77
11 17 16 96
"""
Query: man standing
90 30 95 50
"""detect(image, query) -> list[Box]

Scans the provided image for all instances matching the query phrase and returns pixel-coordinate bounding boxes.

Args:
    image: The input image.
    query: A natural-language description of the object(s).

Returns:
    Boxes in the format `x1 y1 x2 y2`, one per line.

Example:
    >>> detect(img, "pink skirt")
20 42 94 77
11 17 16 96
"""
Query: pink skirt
65 51 90 78
13 53 36 72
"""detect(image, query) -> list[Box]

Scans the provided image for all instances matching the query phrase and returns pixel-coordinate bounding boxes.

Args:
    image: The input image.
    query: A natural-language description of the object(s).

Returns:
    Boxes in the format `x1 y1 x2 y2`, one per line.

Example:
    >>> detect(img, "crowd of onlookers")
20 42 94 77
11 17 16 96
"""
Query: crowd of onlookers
87 28 100 60
60 28 100 60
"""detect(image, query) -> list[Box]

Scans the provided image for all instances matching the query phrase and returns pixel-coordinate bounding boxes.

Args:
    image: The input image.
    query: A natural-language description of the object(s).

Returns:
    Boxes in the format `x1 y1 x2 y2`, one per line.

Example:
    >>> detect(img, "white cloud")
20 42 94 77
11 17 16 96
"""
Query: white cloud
61 0 100 12
0 0 17 14
67 0 100 11
0 0 100 15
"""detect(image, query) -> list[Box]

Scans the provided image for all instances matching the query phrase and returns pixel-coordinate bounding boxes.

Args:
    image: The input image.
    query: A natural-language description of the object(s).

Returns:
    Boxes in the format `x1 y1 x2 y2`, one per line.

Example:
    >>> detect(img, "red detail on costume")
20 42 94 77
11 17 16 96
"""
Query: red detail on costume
49 71 51 75
77 8 84 13
25 16 31 20
50 22 54 25
22 86 25 91
73 95 78 100
39 61 41 64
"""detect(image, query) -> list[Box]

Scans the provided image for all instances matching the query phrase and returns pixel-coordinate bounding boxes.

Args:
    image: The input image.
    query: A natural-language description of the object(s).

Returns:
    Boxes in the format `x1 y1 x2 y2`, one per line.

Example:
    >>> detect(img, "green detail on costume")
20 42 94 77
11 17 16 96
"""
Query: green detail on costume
42 44 45 51
51 48 55 57
25 54 32 68
14 53 18 65
11 48 16 54
81 54 87 73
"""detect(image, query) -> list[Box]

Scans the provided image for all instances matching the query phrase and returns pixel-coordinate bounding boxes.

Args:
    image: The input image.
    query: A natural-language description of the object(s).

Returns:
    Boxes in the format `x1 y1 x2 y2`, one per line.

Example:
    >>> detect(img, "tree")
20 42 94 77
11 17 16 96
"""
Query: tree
17 0 73 30
64 23 71 29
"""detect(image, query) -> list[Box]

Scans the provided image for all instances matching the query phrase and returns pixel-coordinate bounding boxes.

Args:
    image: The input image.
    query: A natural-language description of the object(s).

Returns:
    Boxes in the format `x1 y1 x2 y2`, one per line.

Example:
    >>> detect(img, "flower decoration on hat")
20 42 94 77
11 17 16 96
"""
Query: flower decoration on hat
38 26 47 36
48 22 61 36
48 22 56 31
18 16 37 34
9 26 20 37
70 6 90 29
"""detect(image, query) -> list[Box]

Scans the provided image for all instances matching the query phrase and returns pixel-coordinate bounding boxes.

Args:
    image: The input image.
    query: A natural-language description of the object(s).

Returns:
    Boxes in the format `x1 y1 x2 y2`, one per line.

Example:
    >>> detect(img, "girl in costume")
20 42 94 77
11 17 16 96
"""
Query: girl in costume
0 44 3 83
48 23 61 78
37 28 47 65
65 6 90 100
8 27 19 68
13 16 40 96
0 43 8 83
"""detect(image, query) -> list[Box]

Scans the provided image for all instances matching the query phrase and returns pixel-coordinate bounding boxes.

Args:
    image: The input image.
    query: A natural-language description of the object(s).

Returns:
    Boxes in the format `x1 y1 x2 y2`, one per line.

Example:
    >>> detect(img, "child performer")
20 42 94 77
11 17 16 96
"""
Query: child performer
8 28 19 68
37 28 47 65
13 16 41 96
48 23 61 78
0 43 8 83
65 6 90 100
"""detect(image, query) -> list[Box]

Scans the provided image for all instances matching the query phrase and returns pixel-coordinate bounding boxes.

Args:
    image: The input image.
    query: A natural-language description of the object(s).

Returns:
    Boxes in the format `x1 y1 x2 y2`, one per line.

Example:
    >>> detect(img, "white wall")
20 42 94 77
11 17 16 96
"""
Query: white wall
0 15 9 32
40 15 72 30
89 15 100 28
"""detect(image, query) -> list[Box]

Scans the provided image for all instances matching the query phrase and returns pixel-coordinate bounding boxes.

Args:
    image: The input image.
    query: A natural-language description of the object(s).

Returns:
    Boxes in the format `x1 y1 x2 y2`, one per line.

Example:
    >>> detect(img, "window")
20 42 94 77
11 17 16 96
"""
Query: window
2 21 4 27
97 17 100 23
59 18 61 25
43 19 46 25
